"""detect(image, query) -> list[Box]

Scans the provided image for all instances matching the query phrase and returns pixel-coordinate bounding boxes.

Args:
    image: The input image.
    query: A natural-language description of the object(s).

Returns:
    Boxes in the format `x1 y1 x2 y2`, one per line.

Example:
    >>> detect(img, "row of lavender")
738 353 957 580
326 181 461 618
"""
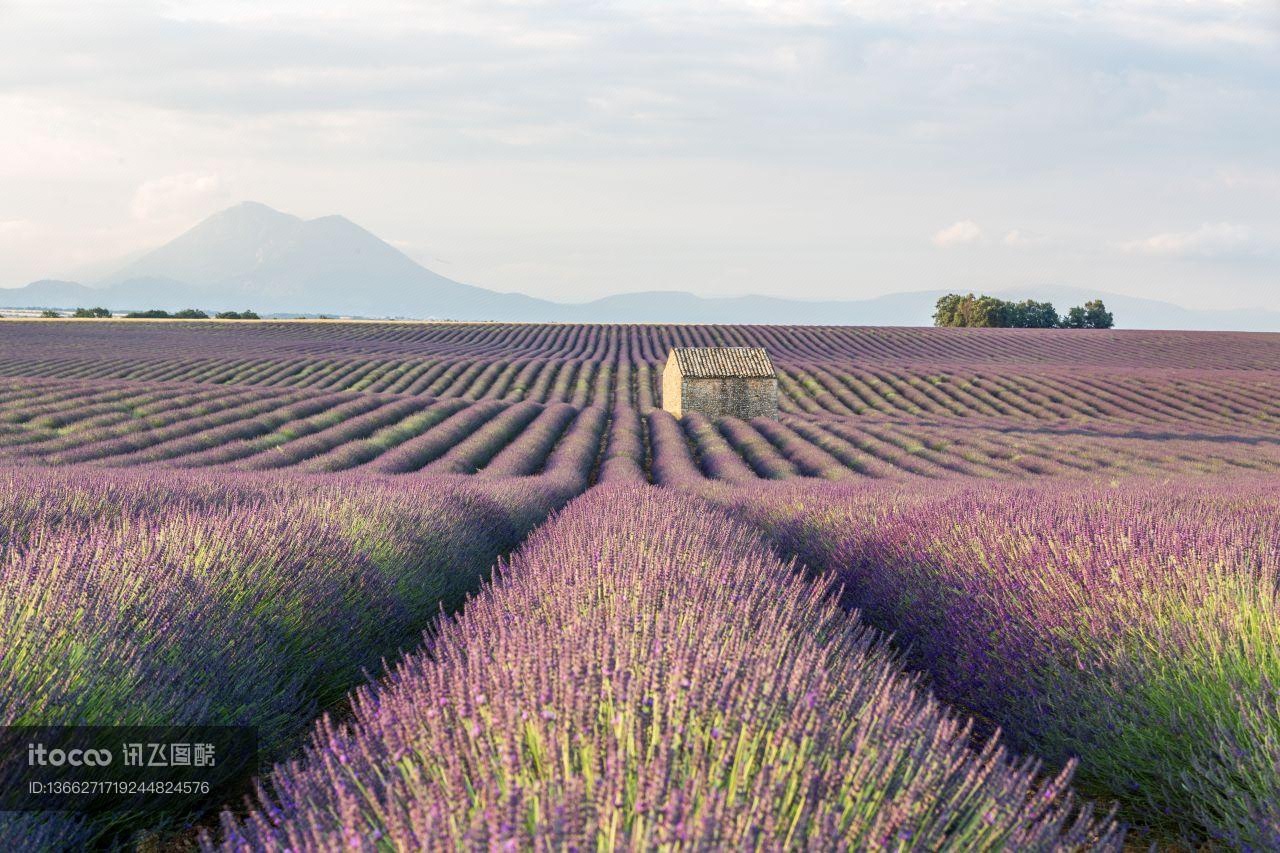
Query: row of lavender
699 477 1280 848
7 320 1280 370
0 380 608 477
5 377 1280 481
645 409 1280 482
203 487 1121 850
0 466 586 847
6 346 1280 427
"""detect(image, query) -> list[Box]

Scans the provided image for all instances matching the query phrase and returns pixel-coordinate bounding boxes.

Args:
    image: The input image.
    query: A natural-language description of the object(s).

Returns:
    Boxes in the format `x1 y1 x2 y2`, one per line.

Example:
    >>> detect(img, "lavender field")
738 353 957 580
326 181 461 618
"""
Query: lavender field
2 320 1278 849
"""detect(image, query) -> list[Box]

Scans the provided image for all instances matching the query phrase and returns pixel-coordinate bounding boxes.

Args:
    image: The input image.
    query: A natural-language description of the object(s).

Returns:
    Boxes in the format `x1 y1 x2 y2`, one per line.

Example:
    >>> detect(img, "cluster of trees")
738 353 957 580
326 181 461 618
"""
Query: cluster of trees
933 294 1114 329
43 308 260 320
1058 301 1115 329
126 308 210 319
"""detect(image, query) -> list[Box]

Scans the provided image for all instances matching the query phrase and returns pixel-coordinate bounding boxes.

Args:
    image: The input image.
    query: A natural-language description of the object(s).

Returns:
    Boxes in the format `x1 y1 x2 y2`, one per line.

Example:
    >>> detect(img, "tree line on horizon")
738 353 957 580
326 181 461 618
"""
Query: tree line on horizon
41 308 260 320
933 293 1114 329
38 297 1116 328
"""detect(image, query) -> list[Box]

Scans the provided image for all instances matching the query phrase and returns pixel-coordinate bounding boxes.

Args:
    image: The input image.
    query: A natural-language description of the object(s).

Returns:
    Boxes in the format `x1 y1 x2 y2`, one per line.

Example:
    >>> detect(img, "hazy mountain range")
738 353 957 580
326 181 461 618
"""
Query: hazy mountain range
3 201 1277 330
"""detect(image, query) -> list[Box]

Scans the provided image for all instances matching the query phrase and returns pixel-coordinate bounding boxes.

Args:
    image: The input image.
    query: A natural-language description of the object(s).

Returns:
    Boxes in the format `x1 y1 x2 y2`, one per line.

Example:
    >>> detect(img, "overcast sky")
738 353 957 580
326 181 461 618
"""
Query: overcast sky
1 0 1277 307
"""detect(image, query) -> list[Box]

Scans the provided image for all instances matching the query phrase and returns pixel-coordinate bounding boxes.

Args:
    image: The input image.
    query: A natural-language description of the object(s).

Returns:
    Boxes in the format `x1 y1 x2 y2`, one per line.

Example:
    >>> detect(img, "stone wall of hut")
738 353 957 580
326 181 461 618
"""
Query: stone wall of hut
664 375 779 420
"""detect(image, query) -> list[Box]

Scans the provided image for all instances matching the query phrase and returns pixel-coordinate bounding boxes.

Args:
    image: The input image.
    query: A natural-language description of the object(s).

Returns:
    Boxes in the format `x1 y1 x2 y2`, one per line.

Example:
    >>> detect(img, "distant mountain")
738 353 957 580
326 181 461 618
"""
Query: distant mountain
2 201 1278 330
0 202 560 319
569 287 1280 331
89 201 564 319
570 290 943 326
101 201 304 289
4 280 100 308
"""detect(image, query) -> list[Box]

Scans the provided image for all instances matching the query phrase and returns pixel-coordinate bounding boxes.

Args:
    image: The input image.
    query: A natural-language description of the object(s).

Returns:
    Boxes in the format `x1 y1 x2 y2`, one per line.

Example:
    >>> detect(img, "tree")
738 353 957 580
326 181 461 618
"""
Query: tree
965 295 1007 328
933 293 1011 328
172 308 209 319
215 309 260 320
125 309 172 318
39 309 61 318
1083 299 1113 329
1007 300 1059 328
1059 300 1113 329
72 307 111 318
933 294 966 327
1060 306 1086 329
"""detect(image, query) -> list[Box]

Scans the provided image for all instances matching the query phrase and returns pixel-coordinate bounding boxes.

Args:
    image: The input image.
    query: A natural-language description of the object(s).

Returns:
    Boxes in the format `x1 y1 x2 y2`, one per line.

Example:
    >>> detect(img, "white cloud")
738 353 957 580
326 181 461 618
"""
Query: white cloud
1119 222 1263 258
932 220 983 247
1002 228 1047 247
131 173 222 221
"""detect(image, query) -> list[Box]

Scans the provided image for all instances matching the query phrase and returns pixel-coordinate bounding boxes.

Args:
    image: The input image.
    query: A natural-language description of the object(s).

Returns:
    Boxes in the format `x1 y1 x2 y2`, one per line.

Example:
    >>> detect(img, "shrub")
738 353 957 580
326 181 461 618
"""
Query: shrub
721 478 1280 847
204 487 1119 850
0 468 565 846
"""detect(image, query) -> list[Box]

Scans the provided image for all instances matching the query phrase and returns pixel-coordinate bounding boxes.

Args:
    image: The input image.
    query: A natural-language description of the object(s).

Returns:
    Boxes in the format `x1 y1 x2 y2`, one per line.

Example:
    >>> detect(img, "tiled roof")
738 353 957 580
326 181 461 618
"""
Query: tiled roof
670 347 775 378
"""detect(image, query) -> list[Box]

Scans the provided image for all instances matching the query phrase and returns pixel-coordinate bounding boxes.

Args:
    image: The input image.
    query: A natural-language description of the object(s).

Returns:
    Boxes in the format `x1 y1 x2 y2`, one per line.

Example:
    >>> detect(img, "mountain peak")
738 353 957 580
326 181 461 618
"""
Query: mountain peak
98 202 305 288
83 201 519 317
209 200 301 226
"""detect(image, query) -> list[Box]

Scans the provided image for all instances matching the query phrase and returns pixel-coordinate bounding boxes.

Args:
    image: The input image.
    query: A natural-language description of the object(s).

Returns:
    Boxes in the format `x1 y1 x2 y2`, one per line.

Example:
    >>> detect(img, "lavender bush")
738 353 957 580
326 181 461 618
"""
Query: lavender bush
714 477 1280 847
0 468 553 738
206 487 1119 851
597 405 647 484
0 466 580 845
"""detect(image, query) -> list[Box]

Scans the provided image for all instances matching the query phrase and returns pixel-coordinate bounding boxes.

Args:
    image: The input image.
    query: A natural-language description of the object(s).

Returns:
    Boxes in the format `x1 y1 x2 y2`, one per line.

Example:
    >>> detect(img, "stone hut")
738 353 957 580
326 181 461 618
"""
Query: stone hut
662 347 778 420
